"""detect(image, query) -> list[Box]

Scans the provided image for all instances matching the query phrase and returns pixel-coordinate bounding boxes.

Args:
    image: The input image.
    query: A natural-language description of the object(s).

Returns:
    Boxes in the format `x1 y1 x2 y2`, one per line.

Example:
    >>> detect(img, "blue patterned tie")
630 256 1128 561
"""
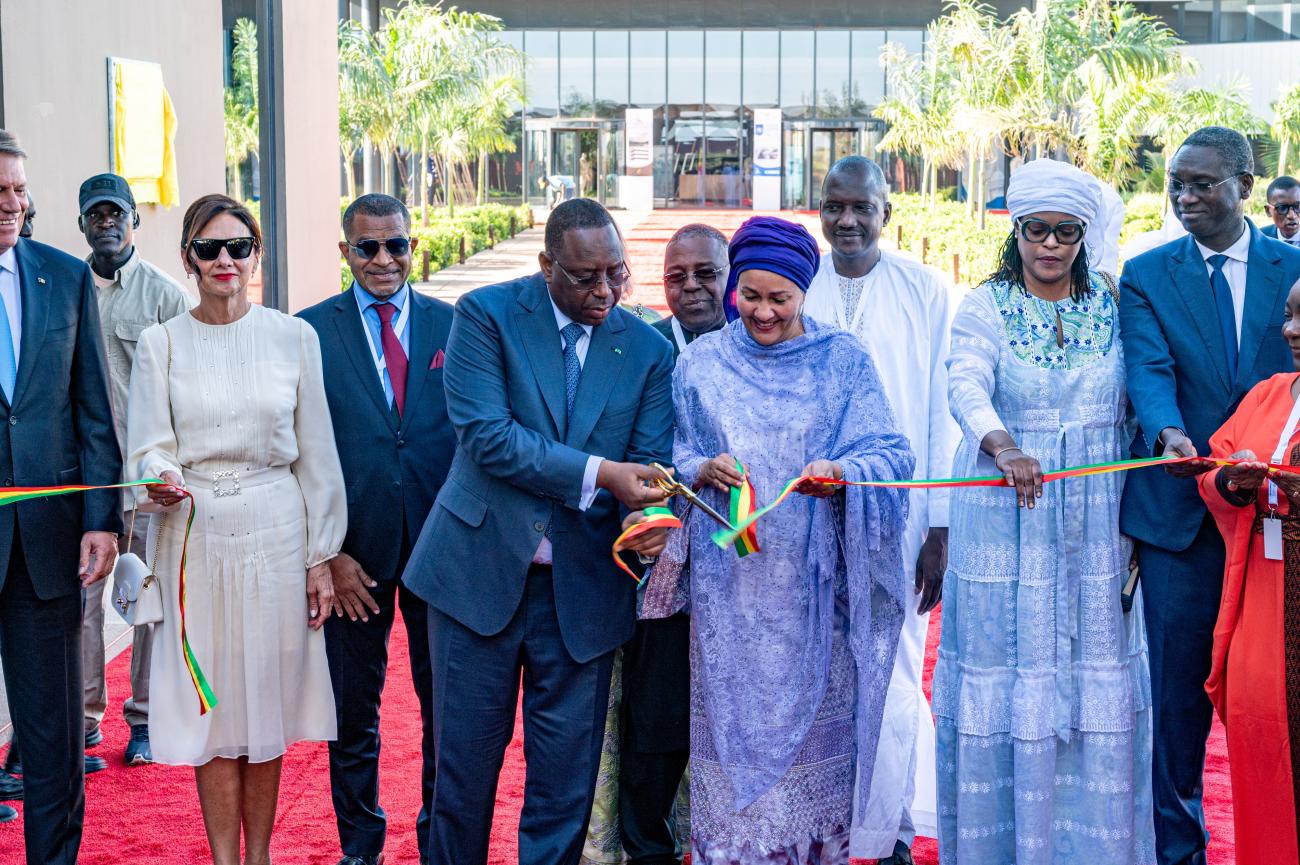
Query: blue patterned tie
1207 254 1238 382
0 286 16 404
562 322 584 415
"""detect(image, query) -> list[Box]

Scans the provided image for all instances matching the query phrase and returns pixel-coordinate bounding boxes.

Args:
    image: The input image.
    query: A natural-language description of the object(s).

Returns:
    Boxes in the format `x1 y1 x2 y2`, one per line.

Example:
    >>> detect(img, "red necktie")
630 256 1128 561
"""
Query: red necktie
374 302 407 416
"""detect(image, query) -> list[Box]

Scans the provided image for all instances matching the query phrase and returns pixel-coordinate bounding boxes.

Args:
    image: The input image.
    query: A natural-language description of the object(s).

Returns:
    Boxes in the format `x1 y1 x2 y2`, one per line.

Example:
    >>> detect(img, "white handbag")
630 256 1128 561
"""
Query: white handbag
110 511 165 626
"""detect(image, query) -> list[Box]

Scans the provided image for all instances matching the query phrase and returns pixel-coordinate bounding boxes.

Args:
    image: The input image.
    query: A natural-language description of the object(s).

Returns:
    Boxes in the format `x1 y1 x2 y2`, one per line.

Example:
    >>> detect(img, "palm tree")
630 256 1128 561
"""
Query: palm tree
1151 80 1265 163
1272 83 1300 177
223 18 258 199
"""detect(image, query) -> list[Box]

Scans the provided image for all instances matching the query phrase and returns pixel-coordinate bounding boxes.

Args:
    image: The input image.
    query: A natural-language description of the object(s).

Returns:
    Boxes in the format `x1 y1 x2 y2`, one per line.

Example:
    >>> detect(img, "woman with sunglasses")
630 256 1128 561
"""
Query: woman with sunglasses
934 160 1154 864
126 194 346 865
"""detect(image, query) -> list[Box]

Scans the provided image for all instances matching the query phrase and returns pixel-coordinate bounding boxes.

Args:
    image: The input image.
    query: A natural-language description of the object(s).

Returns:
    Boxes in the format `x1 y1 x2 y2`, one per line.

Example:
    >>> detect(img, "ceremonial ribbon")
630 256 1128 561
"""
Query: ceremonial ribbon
0 479 216 715
710 454 1298 551
611 505 682 584
727 458 761 557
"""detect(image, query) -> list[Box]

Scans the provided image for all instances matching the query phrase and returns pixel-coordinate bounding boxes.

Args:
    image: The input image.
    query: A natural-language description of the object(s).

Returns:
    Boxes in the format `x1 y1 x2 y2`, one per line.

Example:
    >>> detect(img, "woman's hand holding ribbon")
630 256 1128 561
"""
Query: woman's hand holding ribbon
698 453 745 493
1222 449 1269 494
793 460 842 498
145 470 186 508
994 447 1043 509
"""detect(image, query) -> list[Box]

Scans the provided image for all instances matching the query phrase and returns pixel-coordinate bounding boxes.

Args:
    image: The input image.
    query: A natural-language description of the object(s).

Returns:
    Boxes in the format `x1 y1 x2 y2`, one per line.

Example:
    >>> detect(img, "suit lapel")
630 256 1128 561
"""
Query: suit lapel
516 276 568 439
1168 235 1232 393
400 291 435 434
11 240 49 409
1236 224 1287 392
565 312 627 449
333 288 397 433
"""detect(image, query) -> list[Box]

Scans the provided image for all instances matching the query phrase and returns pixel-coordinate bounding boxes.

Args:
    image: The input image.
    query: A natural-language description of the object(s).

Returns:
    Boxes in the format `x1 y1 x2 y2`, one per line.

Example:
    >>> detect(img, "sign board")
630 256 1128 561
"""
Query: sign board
625 109 653 177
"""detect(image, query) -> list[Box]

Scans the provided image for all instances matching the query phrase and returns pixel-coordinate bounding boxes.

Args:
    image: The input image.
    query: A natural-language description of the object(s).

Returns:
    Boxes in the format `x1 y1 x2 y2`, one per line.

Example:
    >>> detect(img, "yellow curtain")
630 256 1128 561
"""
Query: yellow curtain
113 59 179 207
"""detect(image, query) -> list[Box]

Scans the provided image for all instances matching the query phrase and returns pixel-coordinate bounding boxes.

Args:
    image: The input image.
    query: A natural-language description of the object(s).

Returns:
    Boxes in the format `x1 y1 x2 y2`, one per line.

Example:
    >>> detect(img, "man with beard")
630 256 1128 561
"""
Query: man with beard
76 172 191 767
403 198 674 865
803 156 960 865
1121 126 1300 865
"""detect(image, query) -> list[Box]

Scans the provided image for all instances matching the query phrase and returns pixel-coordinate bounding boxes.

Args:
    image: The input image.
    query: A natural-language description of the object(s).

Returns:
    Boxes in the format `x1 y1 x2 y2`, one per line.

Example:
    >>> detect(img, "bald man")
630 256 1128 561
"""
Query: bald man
803 156 960 865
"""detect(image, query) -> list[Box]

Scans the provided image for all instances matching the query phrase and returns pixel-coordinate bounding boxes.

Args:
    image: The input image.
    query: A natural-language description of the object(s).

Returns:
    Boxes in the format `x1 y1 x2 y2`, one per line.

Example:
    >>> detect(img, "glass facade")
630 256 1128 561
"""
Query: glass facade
1133 1 1298 42
511 27 923 208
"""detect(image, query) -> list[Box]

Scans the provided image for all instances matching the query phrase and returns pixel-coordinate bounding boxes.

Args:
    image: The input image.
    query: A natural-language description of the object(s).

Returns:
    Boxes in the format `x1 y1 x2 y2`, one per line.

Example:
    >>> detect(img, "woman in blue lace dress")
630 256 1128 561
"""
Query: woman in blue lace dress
933 160 1154 865
641 216 914 865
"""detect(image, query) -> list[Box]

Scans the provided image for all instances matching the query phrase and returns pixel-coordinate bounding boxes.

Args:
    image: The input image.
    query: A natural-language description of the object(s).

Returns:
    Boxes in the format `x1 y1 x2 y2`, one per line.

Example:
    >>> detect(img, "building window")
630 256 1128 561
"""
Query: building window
742 30 780 108
524 30 559 117
629 30 666 107
780 30 815 120
852 30 886 106
816 30 853 118
594 31 629 118
559 31 595 117
667 30 704 105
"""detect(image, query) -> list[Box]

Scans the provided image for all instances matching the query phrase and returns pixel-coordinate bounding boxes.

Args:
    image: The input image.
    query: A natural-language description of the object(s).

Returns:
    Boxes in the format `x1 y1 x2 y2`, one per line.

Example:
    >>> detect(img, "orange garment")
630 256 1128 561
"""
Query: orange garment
1199 371 1300 865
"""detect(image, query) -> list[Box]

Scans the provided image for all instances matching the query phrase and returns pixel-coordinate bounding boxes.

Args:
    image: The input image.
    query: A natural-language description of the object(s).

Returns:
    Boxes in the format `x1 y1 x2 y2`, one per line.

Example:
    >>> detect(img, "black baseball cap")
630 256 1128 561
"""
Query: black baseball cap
78 173 135 215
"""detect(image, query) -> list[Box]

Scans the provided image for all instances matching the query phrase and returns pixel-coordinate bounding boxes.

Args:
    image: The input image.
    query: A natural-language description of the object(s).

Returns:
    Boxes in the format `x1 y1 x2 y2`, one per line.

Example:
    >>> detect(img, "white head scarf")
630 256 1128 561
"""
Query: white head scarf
1006 159 1123 273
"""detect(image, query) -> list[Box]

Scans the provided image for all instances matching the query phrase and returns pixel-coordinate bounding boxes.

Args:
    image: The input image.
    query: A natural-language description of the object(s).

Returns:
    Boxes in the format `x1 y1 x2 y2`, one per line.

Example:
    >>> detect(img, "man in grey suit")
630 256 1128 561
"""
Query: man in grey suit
0 130 122 864
403 198 674 865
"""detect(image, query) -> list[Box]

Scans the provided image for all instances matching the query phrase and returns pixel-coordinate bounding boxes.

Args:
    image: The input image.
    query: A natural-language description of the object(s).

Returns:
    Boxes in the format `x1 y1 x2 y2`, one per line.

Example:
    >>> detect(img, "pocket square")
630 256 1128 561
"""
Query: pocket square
430 349 445 370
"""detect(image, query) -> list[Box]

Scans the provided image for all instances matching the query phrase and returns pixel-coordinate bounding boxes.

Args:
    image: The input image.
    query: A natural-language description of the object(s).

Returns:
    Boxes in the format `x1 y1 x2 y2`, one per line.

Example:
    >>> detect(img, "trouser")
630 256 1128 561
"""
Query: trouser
81 511 152 731
325 543 435 861
1138 516 1226 865
426 564 614 865
0 532 85 865
618 613 690 865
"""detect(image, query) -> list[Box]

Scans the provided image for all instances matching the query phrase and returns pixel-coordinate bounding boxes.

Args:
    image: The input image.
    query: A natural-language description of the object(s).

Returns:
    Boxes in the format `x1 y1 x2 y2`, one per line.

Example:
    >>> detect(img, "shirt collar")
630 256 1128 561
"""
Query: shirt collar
84 248 140 285
1196 222 1251 265
353 280 410 315
549 294 593 339
0 247 14 276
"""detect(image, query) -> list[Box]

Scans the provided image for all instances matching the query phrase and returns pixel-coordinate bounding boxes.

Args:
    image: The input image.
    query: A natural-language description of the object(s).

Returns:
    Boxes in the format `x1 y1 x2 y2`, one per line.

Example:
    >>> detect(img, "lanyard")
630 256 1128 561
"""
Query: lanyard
1266 380 1300 511
670 317 690 353
361 294 411 381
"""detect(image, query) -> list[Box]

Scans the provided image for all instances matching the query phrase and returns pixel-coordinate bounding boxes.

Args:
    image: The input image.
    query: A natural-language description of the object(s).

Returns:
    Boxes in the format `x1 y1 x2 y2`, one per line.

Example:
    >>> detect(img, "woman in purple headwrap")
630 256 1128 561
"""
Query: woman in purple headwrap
640 216 914 864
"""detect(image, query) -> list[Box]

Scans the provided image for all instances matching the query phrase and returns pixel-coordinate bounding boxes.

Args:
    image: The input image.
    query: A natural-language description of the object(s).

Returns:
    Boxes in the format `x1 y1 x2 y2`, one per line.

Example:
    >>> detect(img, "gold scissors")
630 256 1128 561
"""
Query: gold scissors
649 463 736 531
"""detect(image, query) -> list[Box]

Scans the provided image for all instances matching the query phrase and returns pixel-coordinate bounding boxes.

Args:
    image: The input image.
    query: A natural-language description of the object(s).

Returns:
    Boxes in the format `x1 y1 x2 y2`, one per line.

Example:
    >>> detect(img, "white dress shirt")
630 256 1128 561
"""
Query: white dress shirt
0 247 23 371
1195 223 1250 344
532 296 604 565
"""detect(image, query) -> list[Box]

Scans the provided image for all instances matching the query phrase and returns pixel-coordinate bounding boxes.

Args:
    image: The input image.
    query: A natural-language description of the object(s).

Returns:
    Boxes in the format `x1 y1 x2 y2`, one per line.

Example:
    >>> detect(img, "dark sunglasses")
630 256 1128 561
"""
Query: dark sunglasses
1271 202 1300 217
348 237 411 259
190 237 257 261
1016 218 1086 246
663 266 726 290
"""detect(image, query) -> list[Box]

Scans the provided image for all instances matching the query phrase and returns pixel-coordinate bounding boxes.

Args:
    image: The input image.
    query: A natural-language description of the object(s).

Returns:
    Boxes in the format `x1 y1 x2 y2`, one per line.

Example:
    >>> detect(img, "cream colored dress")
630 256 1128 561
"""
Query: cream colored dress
126 304 346 766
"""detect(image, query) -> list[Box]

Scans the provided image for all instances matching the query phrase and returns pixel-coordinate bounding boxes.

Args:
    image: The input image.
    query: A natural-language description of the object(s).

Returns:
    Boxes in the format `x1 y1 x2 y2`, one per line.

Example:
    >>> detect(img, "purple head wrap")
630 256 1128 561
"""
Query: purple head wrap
723 216 822 321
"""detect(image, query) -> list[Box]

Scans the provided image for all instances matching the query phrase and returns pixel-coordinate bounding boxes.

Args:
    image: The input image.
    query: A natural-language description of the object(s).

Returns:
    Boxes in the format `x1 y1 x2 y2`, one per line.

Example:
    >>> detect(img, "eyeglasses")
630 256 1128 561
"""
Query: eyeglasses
663 266 726 290
1270 202 1300 217
1016 218 1086 245
348 236 411 259
1167 175 1241 197
550 256 631 292
190 237 257 261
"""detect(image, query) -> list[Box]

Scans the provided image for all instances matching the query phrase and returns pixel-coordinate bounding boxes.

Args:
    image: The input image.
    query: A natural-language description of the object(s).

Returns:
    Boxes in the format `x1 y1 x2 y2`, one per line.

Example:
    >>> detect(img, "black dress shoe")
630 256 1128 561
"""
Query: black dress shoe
336 856 383 865
0 804 15 823
877 840 915 865
85 727 103 748
0 769 20 801
84 755 107 775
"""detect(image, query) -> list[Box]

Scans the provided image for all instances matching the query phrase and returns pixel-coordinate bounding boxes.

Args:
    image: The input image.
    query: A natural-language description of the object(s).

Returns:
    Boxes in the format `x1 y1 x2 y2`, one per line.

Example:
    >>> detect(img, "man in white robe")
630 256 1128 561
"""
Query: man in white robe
803 156 961 865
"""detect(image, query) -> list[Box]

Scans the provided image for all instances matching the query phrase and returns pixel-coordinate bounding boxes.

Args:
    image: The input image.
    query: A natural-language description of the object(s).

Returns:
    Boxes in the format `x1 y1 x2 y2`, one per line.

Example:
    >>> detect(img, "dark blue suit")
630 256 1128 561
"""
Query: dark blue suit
1120 223 1300 865
298 286 455 864
0 238 122 865
403 272 675 865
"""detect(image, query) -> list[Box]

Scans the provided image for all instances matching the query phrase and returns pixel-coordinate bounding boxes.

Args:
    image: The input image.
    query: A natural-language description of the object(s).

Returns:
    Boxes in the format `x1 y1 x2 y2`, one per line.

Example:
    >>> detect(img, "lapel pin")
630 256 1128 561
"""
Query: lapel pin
613 347 623 355
36 277 45 285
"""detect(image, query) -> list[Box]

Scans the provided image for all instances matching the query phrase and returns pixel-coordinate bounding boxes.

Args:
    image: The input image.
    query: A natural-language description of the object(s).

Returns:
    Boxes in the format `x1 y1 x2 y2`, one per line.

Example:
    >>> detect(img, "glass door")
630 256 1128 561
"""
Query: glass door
783 125 806 210
809 129 860 209
598 124 623 207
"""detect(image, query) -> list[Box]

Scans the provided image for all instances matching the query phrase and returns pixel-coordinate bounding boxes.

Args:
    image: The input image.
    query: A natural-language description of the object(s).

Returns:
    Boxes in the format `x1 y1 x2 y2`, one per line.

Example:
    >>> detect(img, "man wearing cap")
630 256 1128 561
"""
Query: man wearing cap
77 172 192 766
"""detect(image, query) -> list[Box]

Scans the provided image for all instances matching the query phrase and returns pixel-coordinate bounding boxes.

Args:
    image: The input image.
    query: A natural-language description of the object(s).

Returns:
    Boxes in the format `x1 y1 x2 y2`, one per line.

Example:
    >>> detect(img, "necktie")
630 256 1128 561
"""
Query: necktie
562 322 584 416
1207 254 1238 383
374 302 407 416
0 286 16 404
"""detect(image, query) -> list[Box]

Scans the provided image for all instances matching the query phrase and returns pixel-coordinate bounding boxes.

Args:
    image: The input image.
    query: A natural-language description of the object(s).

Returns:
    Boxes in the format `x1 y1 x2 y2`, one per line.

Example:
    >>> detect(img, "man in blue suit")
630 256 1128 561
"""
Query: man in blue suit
0 130 122 864
403 198 675 865
299 194 456 865
1263 175 1300 247
1121 126 1300 865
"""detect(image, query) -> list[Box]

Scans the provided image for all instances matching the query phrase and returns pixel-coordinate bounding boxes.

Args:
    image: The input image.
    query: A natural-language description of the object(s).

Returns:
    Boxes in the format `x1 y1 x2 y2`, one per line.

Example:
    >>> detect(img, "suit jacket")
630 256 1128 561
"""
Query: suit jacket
402 272 675 662
0 238 123 598
1263 223 1279 239
649 315 722 363
298 286 456 584
1120 222 1300 551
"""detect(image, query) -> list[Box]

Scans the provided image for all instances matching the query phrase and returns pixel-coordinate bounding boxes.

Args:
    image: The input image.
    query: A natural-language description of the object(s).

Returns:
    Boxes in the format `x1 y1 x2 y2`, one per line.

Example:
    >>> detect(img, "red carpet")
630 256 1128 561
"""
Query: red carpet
0 603 1235 864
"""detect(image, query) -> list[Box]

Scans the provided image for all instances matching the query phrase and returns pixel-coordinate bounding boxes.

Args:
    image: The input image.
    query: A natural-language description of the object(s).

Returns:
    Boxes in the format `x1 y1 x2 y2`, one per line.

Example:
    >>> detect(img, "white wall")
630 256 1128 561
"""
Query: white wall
1181 41 1300 124
0 0 226 284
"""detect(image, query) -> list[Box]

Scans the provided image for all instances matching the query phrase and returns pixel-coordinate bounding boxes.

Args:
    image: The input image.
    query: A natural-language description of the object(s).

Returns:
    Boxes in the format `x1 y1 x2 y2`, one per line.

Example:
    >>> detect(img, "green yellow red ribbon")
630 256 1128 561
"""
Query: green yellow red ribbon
727 458 761 557
612 505 682 584
710 454 1291 551
0 479 216 716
